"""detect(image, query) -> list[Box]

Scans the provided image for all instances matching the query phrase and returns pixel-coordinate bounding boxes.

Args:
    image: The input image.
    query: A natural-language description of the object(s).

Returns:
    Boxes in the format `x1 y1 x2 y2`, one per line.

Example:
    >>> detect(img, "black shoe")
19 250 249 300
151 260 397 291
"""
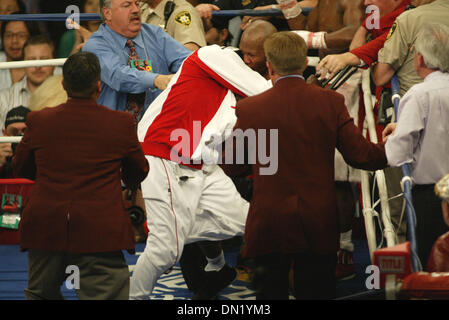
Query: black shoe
191 264 237 300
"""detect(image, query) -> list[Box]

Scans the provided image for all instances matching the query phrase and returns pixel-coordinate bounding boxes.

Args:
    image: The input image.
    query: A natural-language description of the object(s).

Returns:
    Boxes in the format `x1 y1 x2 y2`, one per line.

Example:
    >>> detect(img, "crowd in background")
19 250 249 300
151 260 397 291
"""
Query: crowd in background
1 0 449 300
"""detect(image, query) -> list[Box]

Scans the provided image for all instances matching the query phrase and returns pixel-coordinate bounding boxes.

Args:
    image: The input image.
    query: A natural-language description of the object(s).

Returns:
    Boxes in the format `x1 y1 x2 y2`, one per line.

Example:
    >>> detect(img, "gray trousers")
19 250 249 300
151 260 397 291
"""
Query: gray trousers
25 250 130 300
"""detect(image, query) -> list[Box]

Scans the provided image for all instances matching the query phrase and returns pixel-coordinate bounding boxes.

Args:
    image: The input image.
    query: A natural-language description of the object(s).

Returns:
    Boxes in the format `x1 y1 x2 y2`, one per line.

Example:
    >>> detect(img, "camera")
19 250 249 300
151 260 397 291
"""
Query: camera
128 205 146 226
1 143 19 178
6 143 19 162
11 142 19 154
122 188 146 226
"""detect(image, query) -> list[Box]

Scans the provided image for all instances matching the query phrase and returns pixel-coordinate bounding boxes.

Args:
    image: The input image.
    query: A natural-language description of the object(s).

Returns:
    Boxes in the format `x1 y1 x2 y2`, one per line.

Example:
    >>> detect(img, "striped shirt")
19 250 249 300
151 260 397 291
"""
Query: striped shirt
0 76 31 135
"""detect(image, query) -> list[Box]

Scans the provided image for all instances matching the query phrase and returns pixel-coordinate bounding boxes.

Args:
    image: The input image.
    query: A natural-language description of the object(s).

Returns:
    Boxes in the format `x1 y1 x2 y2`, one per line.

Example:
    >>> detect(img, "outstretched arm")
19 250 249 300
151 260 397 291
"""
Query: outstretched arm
372 62 396 87
289 0 364 51
284 0 318 31
350 25 368 50
324 0 365 51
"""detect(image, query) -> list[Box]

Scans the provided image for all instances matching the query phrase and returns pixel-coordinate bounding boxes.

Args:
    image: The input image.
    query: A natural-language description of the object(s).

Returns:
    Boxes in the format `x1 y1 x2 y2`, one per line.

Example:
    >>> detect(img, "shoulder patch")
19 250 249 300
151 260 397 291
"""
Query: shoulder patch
386 22 398 42
174 11 192 26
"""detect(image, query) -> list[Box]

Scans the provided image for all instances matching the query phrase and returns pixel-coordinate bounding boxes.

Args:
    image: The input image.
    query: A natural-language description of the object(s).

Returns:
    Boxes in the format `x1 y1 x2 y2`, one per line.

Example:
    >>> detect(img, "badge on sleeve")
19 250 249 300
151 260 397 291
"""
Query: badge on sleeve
175 11 192 26
386 22 398 42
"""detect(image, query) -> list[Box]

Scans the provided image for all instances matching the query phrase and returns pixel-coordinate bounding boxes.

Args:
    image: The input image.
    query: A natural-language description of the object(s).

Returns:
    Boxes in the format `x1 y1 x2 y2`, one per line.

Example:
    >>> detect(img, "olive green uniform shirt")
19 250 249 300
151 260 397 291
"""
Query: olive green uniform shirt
139 0 206 48
378 0 449 95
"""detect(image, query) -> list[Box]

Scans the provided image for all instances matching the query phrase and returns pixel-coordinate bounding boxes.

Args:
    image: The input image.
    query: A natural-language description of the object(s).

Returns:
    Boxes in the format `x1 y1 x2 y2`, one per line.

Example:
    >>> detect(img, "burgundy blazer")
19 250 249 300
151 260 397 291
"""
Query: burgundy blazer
225 77 387 258
13 98 149 253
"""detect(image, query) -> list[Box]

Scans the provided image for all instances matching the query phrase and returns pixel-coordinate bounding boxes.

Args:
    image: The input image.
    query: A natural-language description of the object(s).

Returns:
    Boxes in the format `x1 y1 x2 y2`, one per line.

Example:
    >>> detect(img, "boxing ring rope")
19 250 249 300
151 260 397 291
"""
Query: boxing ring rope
0 57 319 71
0 13 102 21
0 59 66 70
211 8 312 17
0 137 22 143
360 69 396 262
0 8 313 22
0 8 318 71
391 75 422 273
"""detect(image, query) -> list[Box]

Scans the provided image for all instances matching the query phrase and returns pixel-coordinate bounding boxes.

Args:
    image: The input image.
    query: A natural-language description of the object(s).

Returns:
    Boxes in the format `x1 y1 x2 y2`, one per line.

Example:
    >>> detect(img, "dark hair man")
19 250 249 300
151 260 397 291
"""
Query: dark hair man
204 16 233 47
0 105 29 178
12 51 149 300
0 15 39 90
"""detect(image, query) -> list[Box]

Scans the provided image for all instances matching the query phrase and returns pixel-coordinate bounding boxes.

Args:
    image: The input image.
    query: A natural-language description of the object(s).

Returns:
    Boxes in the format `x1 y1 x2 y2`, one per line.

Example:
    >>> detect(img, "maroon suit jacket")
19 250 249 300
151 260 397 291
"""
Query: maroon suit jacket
225 77 387 258
13 98 149 253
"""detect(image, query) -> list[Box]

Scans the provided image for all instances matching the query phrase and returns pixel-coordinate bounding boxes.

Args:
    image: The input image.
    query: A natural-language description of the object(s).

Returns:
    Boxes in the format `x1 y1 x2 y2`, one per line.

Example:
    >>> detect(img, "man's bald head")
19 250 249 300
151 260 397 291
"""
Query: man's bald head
239 20 277 78
241 20 278 43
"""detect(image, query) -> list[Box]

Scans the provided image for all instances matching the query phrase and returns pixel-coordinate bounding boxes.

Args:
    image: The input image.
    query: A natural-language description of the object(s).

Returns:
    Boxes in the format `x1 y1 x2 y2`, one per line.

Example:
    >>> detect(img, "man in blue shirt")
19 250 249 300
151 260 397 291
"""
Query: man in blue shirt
83 0 191 114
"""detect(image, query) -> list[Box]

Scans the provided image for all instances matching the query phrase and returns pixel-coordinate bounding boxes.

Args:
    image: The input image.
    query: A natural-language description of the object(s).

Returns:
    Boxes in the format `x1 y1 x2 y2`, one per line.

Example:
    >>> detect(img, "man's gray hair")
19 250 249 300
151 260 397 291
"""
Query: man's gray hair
414 23 449 72
99 0 113 21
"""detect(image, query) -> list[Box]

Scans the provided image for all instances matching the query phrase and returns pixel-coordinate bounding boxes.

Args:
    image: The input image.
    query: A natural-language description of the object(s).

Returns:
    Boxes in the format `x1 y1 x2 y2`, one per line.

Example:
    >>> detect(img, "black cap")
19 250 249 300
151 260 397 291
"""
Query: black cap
4 106 31 129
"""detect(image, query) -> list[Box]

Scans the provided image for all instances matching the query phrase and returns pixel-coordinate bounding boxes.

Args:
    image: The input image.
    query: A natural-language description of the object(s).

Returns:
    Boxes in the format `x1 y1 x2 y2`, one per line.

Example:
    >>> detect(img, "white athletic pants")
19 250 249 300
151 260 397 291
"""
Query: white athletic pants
129 156 248 299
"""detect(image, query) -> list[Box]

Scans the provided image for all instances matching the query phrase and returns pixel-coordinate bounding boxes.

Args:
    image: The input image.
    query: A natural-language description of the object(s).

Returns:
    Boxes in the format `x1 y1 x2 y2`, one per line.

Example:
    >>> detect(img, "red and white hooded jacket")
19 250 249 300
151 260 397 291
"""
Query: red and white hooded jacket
137 45 271 169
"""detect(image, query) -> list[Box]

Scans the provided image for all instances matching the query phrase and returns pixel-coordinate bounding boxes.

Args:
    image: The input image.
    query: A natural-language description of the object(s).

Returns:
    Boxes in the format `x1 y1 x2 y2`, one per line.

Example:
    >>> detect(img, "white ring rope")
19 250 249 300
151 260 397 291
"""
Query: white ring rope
0 56 320 71
307 56 319 68
0 58 66 70
361 171 377 261
360 69 396 262
391 93 401 105
400 175 413 192
0 136 22 143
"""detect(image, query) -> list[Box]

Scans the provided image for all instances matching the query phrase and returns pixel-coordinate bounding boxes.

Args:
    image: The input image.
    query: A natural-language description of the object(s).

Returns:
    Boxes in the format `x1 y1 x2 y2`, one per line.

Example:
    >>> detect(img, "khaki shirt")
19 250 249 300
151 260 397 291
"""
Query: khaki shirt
139 0 206 48
378 0 449 95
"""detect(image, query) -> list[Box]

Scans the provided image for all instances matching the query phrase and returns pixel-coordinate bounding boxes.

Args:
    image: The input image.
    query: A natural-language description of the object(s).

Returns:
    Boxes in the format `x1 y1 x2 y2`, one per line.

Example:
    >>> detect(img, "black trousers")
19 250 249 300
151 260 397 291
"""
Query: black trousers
180 243 207 293
252 251 337 300
412 184 449 269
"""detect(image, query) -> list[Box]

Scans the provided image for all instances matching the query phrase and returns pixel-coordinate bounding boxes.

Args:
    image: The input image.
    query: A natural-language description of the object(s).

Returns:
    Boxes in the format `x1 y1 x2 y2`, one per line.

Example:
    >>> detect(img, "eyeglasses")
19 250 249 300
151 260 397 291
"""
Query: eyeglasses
3 32 29 41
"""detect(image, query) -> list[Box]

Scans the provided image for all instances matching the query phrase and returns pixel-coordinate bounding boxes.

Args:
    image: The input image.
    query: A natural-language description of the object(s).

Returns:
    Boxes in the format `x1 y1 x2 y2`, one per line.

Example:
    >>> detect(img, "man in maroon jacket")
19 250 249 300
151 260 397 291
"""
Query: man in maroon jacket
223 32 388 299
282 0 367 281
13 51 149 300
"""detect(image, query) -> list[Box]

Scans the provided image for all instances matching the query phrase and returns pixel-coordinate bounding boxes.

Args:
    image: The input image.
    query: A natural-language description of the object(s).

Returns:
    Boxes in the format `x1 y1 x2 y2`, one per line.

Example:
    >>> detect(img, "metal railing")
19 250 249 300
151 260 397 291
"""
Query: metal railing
360 69 396 262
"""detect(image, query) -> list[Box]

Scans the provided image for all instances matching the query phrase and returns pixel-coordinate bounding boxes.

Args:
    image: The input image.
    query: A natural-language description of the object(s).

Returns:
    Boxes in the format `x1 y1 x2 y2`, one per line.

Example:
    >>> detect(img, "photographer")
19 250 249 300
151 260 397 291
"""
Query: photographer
0 105 29 178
